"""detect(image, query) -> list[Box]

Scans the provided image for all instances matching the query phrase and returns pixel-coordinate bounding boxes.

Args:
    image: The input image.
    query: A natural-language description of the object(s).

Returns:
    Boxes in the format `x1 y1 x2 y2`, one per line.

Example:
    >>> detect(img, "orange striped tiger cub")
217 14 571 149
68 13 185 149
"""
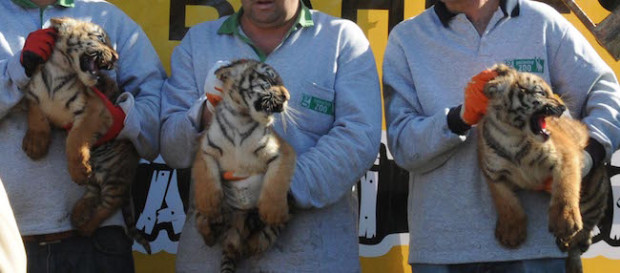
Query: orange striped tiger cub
193 59 295 273
21 17 149 253
478 64 609 273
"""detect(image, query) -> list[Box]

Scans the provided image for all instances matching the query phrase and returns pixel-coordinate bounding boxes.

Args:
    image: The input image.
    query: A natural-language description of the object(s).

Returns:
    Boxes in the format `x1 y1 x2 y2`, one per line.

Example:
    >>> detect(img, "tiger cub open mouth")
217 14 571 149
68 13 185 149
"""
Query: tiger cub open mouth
529 104 566 141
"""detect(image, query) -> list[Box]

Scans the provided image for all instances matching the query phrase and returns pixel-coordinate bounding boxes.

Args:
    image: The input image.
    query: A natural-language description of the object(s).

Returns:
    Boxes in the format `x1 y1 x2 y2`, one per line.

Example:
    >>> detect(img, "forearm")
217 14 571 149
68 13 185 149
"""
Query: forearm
160 91 206 169
291 115 381 209
581 73 620 161
111 23 166 160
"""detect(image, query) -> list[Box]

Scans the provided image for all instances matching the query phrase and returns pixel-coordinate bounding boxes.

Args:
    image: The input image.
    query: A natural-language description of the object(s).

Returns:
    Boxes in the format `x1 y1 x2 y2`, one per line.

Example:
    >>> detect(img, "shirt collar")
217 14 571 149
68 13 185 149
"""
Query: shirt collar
434 0 519 28
12 0 74 8
218 0 314 35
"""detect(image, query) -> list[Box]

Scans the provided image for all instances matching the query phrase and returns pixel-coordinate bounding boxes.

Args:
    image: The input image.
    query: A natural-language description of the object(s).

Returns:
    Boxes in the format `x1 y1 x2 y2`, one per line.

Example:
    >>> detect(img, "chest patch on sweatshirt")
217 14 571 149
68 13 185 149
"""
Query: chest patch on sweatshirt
300 94 334 116
504 58 545 73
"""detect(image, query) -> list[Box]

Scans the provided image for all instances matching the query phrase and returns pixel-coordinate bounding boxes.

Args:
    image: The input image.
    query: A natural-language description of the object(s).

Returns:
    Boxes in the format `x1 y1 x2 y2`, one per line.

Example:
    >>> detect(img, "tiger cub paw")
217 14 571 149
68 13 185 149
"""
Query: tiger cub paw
549 203 582 242
258 198 289 226
67 151 91 184
495 215 527 248
71 196 98 236
22 129 51 160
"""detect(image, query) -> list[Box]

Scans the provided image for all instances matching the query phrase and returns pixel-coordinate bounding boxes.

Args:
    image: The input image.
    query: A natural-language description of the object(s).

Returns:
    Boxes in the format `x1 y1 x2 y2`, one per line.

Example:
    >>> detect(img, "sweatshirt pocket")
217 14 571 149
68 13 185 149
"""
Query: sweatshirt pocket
291 81 335 135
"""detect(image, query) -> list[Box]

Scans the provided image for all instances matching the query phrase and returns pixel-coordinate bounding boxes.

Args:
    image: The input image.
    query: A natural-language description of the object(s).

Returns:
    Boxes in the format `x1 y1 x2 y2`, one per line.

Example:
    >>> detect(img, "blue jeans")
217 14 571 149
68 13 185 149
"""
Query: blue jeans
412 258 566 273
24 226 134 273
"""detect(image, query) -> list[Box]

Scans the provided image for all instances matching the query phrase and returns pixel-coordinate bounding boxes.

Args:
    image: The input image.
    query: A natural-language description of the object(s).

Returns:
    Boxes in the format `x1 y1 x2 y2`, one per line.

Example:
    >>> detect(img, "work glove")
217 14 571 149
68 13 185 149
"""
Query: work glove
200 61 229 129
21 28 57 77
62 87 125 146
203 60 230 111
582 138 606 178
92 87 126 146
460 69 498 125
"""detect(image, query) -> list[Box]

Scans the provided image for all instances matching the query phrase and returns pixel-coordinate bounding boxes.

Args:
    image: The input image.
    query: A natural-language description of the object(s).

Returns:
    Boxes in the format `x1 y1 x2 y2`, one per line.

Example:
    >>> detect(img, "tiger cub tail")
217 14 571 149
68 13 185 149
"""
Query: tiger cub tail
220 254 236 273
121 193 152 254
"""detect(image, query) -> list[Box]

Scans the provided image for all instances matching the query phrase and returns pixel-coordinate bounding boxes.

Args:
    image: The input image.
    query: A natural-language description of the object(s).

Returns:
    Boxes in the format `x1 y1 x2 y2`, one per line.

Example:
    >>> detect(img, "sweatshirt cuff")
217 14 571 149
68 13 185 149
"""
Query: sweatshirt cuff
187 96 208 133
8 53 30 89
116 92 138 141
585 138 605 168
447 105 471 135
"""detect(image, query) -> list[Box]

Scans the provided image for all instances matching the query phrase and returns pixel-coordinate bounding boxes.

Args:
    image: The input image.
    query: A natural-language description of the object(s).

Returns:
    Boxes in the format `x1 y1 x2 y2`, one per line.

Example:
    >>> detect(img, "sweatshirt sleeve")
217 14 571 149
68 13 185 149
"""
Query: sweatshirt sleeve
111 16 167 161
0 53 30 119
289 24 382 209
160 33 206 169
548 21 620 162
382 29 468 174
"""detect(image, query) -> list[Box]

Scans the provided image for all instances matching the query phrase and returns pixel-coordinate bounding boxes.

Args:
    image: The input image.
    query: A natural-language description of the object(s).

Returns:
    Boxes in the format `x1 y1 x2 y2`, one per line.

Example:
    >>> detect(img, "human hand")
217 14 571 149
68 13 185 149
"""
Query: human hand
201 60 229 129
21 28 57 77
91 87 125 146
460 69 498 125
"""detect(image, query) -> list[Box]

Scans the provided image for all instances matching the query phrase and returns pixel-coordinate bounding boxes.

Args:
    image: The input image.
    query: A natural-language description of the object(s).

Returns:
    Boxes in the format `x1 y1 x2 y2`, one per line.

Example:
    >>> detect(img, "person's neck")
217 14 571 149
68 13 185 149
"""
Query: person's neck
31 0 56 8
240 14 298 56
446 0 499 36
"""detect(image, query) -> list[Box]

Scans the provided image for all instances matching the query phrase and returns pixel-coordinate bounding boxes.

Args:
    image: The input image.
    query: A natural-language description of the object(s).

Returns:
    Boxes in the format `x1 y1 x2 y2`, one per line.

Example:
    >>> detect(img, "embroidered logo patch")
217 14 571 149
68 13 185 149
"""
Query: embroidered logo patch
504 58 545 73
300 94 334 116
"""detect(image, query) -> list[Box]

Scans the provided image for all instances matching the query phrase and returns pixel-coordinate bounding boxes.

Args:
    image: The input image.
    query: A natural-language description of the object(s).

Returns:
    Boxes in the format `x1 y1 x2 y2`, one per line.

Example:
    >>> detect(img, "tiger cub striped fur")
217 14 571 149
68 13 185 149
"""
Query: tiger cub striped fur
21 17 150 253
193 59 295 273
478 64 609 273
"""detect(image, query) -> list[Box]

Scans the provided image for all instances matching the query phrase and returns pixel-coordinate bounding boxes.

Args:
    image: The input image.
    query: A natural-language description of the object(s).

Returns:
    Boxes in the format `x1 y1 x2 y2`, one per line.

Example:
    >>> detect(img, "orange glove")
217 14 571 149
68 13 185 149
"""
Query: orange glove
460 69 498 125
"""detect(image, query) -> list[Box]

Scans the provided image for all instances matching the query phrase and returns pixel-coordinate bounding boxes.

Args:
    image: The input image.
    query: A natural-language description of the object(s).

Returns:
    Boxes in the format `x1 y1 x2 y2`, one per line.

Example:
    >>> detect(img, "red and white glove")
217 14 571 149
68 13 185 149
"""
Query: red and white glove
203 60 230 111
92 87 125 146
21 28 57 77
460 69 498 125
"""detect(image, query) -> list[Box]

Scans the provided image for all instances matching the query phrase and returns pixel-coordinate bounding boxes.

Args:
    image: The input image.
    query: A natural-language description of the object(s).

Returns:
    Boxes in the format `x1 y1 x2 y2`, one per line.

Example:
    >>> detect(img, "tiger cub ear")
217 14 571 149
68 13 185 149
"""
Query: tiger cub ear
483 64 515 99
50 17 77 31
490 63 512 76
214 65 232 82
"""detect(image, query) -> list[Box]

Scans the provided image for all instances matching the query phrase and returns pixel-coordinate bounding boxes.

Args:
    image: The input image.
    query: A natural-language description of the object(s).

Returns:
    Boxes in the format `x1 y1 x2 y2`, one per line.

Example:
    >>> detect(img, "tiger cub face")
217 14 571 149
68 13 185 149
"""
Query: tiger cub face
483 64 566 142
214 60 290 126
50 17 118 87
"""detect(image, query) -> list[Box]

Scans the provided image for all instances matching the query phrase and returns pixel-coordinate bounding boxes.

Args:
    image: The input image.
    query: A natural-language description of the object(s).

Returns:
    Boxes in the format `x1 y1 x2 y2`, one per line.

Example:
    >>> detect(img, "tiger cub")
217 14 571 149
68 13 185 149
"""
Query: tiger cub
193 59 295 273
478 64 609 273
21 17 150 253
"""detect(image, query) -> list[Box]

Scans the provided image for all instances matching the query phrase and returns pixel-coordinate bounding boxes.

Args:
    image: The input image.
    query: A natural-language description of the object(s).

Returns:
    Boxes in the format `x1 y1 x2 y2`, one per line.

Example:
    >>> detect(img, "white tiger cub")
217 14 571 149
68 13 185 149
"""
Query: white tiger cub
192 59 295 273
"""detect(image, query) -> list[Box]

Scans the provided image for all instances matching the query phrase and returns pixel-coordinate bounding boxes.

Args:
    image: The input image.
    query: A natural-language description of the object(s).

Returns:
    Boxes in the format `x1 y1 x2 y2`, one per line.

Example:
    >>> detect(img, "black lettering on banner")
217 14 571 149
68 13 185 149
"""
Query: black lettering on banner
169 0 235 40
602 165 620 247
358 143 409 245
341 0 404 33
133 163 191 242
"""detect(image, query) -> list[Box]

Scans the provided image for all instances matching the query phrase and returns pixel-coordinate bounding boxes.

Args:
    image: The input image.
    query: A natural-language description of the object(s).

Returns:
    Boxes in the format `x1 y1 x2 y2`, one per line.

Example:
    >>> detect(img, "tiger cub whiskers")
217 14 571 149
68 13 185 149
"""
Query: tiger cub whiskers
21 17 150 253
193 59 295 273
477 64 609 273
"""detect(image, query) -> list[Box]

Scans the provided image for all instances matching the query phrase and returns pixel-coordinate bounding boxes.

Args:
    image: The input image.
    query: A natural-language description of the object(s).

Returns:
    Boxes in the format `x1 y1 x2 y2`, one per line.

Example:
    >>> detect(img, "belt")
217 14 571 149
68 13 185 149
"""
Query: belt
22 230 79 245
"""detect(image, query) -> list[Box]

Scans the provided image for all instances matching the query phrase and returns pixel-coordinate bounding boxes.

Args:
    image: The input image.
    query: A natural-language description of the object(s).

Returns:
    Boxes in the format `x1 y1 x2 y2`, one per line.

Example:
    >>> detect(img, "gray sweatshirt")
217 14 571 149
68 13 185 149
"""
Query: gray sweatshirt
383 0 620 265
0 0 166 235
160 3 382 272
